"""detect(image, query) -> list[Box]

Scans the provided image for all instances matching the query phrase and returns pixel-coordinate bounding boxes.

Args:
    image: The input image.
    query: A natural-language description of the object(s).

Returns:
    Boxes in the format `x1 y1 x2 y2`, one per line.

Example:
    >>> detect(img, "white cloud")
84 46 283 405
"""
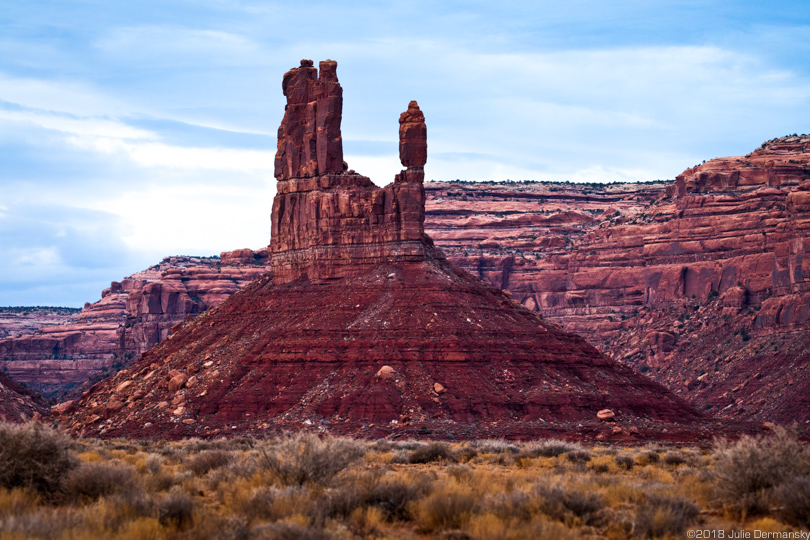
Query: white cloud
67 136 274 173
0 109 155 140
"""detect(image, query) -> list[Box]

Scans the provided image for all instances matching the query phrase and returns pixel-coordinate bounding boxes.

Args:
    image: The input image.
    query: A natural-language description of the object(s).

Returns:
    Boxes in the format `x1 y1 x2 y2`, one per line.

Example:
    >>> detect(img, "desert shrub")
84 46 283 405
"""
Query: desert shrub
0 508 84 540
483 489 533 521
638 450 660 465
64 461 137 501
712 428 810 517
237 486 310 523
144 454 163 474
473 439 519 454
158 487 194 529
188 450 232 475
253 521 331 540
446 464 473 481
186 515 251 540
522 439 580 458
774 476 810 528
258 433 364 486
0 422 77 497
662 452 686 466
409 442 457 464
565 450 592 464
413 487 477 532
615 455 635 470
633 494 699 538
367 477 427 521
533 482 604 526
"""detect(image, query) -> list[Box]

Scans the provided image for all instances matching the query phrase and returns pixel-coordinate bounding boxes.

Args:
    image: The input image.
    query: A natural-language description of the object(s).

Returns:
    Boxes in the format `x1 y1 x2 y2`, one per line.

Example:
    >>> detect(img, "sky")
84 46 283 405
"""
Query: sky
1 1 809 307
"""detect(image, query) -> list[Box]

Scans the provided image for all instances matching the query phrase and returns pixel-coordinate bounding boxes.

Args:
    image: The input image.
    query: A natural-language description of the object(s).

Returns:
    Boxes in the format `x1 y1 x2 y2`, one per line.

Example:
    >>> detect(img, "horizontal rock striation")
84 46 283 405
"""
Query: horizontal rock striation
0 251 269 398
60 60 704 442
425 135 810 424
0 307 80 340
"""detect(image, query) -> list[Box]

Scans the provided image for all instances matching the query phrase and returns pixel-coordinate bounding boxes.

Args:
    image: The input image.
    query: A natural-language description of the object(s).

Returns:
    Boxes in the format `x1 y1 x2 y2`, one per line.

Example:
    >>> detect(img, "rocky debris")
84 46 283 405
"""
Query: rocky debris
597 409 615 421
0 250 269 398
274 59 345 181
0 370 49 423
62 60 705 442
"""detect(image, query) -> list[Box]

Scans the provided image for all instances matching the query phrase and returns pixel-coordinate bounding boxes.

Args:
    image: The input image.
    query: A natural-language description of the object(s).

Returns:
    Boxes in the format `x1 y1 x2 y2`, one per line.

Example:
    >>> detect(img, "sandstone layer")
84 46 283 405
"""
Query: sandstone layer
0 307 80 339
61 60 704 441
0 251 269 398
425 135 810 425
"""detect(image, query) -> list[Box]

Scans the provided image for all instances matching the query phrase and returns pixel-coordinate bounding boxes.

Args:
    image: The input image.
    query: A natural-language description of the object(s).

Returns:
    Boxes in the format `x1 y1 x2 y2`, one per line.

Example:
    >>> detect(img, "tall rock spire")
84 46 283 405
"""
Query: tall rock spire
274 59 345 180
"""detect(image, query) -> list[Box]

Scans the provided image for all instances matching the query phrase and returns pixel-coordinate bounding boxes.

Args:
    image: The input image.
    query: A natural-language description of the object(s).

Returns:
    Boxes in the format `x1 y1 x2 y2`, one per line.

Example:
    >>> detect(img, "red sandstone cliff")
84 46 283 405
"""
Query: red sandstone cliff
60 60 704 442
0 251 269 398
3 139 807 425
0 307 80 339
424 135 810 425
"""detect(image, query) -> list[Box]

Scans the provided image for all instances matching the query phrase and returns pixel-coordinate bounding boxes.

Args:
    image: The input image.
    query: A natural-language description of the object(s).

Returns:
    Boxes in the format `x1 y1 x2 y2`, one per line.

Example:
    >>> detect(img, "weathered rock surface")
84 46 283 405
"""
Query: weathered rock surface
0 251 269 398
274 59 345 181
424 135 810 425
399 100 427 168
61 60 705 442
0 370 49 423
0 307 80 339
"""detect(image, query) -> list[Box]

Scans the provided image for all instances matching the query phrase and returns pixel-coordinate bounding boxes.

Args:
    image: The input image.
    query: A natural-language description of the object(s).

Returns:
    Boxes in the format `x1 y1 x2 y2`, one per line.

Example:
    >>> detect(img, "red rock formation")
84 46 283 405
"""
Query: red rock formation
0 307 80 339
274 60 345 180
670 135 810 196
60 60 705 442
399 100 427 167
0 370 49 423
0 251 269 398
423 137 810 424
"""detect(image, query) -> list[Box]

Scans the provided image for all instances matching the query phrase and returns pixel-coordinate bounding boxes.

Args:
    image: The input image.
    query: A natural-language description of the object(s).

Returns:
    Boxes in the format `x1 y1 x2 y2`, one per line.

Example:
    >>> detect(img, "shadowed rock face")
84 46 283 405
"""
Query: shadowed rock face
60 60 704 442
0 370 49 423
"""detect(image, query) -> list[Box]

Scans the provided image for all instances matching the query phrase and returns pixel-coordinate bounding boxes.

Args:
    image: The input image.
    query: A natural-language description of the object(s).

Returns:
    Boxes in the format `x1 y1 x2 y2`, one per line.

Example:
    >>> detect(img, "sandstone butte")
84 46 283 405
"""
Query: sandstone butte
2 136 809 428
57 60 706 442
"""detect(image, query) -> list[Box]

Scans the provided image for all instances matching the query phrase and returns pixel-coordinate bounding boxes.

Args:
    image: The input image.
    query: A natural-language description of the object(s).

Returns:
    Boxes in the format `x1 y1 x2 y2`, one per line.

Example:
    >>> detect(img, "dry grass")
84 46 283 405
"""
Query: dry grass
0 422 808 539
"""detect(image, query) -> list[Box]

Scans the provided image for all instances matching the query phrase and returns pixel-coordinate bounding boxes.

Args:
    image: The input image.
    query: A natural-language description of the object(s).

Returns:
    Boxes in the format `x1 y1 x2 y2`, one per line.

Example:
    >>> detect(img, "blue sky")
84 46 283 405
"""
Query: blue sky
1 0 808 306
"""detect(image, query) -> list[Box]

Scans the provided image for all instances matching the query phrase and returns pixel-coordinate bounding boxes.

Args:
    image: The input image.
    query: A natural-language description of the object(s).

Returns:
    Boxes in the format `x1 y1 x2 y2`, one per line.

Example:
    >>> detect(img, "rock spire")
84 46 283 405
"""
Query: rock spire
274 59 345 180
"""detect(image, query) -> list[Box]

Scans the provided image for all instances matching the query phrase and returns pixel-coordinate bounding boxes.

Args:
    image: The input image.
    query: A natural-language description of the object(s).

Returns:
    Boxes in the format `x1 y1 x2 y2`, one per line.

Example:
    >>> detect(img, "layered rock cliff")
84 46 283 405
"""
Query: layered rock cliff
425 135 810 425
60 60 705 442
0 307 80 339
0 251 269 398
